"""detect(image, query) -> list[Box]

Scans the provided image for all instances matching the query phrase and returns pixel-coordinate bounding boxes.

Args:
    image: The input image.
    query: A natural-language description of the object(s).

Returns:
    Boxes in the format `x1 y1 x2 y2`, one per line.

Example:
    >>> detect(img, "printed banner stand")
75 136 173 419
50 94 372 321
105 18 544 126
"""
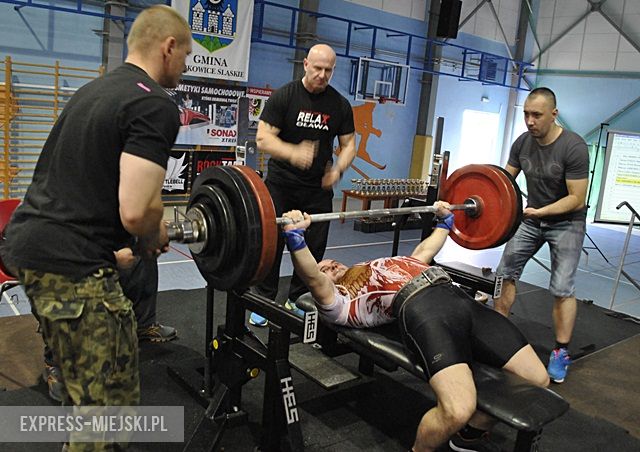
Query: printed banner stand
172 0 254 82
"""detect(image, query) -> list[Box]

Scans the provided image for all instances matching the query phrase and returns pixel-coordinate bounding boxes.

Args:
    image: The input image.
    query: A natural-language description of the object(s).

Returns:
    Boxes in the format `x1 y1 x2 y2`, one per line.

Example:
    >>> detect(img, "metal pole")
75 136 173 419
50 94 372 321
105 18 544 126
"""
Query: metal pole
609 212 635 310
609 201 640 310
275 201 477 225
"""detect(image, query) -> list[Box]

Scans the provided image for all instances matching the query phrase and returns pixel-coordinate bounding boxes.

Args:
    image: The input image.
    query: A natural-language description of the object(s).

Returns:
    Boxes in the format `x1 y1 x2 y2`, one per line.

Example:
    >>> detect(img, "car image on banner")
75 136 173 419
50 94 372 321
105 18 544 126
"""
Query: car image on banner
179 106 211 126
168 80 246 147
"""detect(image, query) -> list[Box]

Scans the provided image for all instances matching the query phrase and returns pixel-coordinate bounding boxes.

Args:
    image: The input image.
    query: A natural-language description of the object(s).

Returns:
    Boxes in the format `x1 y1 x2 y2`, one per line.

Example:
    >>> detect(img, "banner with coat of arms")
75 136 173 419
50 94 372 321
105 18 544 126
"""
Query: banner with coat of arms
172 0 254 82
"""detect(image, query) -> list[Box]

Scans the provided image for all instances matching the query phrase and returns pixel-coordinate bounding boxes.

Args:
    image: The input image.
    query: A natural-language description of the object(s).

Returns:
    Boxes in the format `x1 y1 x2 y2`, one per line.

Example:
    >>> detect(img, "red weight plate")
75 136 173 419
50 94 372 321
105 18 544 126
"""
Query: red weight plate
489 165 523 247
439 164 519 249
231 166 277 285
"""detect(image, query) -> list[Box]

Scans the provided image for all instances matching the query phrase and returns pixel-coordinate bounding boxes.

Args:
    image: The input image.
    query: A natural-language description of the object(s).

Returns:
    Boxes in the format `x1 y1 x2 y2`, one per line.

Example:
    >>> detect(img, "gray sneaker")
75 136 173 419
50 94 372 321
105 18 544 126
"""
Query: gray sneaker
137 323 178 343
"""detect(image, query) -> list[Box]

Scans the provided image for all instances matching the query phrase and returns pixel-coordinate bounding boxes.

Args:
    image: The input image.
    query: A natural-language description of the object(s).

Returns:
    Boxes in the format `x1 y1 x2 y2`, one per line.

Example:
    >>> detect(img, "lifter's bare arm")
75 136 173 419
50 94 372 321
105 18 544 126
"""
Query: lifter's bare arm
410 201 453 264
281 211 337 306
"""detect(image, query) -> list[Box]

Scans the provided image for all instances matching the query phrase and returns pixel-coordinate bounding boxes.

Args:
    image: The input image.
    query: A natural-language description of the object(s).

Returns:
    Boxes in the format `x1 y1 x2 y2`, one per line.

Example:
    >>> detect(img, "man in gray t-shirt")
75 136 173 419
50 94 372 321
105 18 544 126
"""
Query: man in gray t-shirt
495 87 589 385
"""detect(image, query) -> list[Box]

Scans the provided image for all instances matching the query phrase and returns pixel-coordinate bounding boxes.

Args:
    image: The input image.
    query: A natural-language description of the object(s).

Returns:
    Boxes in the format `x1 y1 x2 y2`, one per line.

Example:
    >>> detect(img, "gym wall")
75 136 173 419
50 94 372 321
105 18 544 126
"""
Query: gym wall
248 0 429 191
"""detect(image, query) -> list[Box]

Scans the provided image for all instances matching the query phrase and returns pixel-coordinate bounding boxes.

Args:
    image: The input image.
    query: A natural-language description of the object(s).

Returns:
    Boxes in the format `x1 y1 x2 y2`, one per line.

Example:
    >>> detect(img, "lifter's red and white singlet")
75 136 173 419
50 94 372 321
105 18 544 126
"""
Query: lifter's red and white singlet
319 256 429 328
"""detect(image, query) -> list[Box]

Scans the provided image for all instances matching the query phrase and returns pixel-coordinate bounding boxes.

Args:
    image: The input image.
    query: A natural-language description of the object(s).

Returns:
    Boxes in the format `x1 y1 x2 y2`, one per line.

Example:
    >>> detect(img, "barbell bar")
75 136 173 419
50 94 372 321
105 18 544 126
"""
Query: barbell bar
168 200 479 243
166 164 522 290
274 199 479 225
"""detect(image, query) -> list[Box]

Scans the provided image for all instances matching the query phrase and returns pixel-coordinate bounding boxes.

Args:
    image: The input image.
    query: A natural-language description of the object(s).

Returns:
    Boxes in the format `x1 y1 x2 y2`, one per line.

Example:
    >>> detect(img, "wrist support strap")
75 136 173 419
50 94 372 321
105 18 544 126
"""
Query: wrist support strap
282 229 307 252
435 213 455 231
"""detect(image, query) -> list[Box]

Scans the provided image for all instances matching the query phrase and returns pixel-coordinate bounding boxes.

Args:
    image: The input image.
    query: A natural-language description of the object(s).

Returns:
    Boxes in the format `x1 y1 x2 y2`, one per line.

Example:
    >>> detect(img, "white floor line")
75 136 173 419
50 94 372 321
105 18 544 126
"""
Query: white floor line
2 292 20 316
582 268 638 287
158 259 196 265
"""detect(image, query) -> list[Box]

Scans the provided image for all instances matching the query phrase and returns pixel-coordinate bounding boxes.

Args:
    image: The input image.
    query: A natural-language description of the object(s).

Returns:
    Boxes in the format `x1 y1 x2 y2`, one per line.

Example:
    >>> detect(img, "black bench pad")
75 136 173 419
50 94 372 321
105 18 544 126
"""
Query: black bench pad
297 294 568 432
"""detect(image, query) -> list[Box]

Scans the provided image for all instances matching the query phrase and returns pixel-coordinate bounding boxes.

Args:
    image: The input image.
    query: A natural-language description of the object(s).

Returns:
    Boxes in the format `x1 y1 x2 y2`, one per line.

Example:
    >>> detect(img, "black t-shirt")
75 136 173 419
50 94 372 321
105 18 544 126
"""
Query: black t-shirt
2 63 179 278
261 80 354 188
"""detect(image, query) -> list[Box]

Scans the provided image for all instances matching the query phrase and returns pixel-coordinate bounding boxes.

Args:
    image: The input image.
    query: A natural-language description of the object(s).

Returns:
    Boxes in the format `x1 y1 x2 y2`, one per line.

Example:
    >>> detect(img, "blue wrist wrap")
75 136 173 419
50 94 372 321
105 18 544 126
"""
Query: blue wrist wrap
435 213 455 231
282 229 307 252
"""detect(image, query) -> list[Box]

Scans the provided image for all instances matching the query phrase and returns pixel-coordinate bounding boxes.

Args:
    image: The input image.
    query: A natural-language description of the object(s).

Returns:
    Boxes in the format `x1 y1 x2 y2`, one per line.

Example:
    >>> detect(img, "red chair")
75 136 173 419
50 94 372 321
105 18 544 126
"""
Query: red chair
0 198 21 300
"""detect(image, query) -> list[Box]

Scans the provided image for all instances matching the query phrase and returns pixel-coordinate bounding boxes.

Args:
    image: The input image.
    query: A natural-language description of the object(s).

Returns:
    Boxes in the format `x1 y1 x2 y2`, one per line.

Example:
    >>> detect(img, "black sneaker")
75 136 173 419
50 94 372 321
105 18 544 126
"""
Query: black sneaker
449 431 501 452
137 323 177 343
43 364 64 402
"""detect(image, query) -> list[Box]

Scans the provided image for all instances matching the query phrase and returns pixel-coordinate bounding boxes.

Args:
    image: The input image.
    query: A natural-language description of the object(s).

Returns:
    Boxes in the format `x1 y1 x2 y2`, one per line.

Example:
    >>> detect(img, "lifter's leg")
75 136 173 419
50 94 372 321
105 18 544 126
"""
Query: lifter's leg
413 364 476 452
502 344 550 388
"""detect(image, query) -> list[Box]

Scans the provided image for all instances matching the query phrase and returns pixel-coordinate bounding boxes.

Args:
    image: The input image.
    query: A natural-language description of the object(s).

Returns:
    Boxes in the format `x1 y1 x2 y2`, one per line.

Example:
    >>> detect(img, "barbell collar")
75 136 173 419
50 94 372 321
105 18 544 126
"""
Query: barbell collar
275 200 478 225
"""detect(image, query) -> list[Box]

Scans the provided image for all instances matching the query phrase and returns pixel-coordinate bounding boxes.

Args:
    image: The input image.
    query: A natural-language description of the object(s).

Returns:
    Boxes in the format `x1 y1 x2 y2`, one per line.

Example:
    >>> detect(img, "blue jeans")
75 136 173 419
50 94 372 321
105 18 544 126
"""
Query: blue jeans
496 219 586 298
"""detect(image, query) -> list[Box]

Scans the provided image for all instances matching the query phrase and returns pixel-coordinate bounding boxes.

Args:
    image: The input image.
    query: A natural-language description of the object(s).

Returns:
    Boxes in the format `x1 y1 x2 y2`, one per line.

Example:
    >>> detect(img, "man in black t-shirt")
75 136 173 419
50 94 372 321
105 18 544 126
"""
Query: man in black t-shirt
0 4 192 431
251 44 356 326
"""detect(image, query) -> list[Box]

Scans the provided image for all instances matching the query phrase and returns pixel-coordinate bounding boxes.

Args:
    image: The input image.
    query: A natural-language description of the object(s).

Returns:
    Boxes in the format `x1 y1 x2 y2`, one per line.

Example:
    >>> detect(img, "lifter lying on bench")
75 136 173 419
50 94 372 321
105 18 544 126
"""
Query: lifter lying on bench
280 203 551 452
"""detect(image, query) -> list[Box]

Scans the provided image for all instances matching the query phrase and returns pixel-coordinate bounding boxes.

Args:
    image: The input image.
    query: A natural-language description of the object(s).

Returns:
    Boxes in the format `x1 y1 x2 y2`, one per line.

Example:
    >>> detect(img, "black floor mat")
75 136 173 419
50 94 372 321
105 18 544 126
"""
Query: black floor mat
2 279 639 451
508 281 640 360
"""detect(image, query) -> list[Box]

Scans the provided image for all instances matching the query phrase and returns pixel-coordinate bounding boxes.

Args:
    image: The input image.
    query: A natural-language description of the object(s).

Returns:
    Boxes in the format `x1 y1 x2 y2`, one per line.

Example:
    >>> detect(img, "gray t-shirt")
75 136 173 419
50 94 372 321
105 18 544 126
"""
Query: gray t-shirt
508 129 589 222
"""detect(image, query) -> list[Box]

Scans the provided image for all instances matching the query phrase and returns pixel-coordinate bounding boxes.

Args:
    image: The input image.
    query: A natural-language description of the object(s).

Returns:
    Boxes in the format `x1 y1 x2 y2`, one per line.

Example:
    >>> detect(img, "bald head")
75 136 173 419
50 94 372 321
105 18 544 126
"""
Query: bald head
307 44 337 63
127 5 191 55
302 44 337 93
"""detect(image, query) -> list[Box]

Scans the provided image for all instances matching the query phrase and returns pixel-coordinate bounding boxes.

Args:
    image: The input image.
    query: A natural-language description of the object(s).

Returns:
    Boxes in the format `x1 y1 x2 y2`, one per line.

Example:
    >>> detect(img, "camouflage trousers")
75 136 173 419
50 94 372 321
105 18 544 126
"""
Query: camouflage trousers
20 268 140 452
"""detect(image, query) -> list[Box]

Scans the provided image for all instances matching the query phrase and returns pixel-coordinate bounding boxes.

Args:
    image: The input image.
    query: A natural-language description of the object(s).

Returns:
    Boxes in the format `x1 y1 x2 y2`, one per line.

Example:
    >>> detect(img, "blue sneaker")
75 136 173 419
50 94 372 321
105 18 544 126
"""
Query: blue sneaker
284 299 305 318
249 311 268 327
547 348 571 383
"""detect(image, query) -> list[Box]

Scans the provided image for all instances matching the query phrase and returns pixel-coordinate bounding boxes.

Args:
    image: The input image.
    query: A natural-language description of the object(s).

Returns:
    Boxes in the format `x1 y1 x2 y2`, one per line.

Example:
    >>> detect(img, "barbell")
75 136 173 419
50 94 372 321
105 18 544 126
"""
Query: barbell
166 164 522 290
274 199 479 225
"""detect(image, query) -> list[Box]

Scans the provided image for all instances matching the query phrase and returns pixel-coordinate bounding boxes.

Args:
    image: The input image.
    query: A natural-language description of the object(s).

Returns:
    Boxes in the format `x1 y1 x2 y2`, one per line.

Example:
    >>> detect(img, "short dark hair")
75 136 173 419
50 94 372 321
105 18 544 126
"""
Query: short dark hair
528 87 556 108
128 5 191 54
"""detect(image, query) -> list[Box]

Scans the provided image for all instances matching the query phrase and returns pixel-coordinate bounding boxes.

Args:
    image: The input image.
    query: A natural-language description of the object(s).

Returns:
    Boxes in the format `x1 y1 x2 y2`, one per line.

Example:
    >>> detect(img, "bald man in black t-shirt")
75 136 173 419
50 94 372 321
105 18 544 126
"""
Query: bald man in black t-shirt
250 44 356 326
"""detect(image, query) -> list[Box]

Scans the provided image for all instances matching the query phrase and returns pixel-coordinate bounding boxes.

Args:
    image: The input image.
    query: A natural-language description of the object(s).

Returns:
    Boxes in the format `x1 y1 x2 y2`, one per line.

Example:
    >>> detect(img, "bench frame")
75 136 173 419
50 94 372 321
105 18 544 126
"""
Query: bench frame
169 283 568 452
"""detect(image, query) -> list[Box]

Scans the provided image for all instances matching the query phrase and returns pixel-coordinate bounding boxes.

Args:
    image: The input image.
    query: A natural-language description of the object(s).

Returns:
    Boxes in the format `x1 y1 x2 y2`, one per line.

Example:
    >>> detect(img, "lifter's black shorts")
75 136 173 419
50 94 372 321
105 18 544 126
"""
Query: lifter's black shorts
396 283 528 379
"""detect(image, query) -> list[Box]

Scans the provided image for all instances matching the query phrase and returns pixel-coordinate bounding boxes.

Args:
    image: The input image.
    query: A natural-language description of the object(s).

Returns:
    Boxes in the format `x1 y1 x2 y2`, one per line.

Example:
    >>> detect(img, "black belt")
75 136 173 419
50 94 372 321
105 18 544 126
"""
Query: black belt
392 266 451 317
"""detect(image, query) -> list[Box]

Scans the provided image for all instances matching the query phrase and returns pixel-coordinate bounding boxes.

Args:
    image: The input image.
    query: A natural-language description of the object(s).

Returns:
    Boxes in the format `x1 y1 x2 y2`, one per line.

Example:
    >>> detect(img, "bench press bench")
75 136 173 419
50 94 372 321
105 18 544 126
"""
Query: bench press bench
294 293 569 452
